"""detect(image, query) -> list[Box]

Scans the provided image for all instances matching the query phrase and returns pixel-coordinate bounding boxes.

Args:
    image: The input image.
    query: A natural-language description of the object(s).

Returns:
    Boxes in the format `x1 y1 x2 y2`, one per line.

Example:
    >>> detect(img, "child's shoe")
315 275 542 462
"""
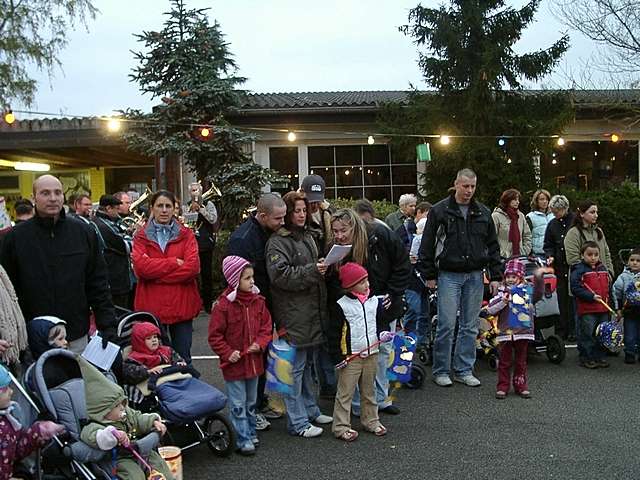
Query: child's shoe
237 443 256 456
624 353 636 364
495 391 507 400
518 390 532 399
596 359 610 368
299 425 323 438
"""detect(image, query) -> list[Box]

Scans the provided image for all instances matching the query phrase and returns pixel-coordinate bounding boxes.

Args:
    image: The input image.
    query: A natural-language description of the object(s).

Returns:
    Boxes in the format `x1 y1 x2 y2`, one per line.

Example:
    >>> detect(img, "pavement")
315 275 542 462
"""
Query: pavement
182 312 640 480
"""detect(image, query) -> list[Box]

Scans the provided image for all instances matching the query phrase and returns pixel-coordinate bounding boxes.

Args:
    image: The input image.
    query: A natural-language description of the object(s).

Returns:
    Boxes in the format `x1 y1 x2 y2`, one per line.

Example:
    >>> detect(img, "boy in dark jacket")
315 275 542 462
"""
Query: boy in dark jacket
570 241 614 369
208 256 272 456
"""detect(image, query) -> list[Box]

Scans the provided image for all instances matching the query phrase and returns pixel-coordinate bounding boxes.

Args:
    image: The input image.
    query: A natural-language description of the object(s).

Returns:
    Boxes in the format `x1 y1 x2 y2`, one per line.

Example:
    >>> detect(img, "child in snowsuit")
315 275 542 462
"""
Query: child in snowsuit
77 356 174 480
613 248 640 364
26 316 69 360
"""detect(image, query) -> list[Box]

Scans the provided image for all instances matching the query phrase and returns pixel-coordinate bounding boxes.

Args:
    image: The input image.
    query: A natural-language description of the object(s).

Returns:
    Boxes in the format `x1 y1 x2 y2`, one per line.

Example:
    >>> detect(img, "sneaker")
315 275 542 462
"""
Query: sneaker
255 414 271 431
299 425 323 438
596 359 610 368
433 375 453 387
261 406 284 419
453 375 481 387
624 353 636 364
380 405 400 415
313 414 333 424
495 391 507 400
252 437 260 446
237 445 256 456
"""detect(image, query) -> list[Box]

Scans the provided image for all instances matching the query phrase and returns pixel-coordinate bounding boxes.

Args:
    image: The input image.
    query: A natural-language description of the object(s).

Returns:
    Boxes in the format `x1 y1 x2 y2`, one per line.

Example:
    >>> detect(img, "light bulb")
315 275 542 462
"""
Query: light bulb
557 137 565 146
498 138 506 147
345 169 350 176
200 127 210 137
611 134 619 142
552 159 557 165
4 111 15 125
367 135 375 145
440 135 450 145
287 131 296 142
507 158 512 164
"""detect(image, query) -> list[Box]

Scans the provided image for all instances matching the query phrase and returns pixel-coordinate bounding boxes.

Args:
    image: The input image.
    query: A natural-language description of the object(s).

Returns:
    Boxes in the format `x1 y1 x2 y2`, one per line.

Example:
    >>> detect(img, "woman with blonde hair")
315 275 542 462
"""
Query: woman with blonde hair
526 189 554 256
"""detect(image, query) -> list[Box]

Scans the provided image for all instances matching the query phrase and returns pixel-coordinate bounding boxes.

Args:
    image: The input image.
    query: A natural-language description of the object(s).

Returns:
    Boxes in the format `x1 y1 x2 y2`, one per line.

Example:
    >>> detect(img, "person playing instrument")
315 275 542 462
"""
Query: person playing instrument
327 262 387 441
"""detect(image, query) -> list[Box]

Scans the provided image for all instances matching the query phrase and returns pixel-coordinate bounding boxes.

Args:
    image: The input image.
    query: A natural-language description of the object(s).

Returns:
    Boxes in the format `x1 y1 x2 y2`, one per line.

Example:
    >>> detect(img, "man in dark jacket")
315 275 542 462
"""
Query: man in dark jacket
93 195 132 310
417 168 501 388
0 175 116 354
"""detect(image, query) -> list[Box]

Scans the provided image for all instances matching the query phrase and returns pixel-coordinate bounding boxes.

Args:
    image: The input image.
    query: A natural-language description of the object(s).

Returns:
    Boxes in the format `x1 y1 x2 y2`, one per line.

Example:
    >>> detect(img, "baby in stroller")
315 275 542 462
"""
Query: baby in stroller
78 356 174 480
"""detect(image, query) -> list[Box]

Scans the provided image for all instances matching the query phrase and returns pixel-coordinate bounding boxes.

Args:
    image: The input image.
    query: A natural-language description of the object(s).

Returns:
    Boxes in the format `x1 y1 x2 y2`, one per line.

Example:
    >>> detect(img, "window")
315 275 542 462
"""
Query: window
307 144 416 202
269 147 299 194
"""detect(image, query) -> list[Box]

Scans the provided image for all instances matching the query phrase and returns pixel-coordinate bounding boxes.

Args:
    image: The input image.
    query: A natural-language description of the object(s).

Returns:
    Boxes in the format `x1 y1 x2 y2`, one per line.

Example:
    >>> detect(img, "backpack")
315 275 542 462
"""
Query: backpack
625 275 640 307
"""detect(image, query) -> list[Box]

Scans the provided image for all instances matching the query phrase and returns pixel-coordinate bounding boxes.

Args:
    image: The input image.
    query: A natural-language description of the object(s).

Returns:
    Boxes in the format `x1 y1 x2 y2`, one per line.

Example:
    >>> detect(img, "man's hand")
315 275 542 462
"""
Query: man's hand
489 281 501 296
153 419 167 436
190 202 201 212
426 280 437 290
176 258 184 266
593 294 603 302
247 342 260 353
316 262 327 275
228 350 241 363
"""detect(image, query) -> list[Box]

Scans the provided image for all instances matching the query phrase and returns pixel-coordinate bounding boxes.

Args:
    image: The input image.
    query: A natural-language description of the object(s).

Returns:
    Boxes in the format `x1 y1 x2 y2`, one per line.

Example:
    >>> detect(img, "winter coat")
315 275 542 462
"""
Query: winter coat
308 201 334 256
266 226 327 348
0 403 49 480
612 268 640 312
543 212 575 275
93 211 131 296
486 273 544 343
208 289 273 381
132 220 201 325
526 210 554 255
564 224 614 276
226 215 273 307
0 210 116 342
570 261 612 315
384 209 407 232
395 217 417 252
326 294 386 363
417 194 502 281
491 207 532 259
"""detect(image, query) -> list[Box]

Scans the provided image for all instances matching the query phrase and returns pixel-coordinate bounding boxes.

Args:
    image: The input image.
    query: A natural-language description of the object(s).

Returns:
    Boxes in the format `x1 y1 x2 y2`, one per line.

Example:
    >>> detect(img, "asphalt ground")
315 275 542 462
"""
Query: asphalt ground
181 312 640 480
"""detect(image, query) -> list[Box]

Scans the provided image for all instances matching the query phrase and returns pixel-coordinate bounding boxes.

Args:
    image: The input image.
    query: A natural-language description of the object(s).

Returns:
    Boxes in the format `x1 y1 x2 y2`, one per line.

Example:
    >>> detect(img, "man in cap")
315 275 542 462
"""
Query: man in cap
300 174 334 257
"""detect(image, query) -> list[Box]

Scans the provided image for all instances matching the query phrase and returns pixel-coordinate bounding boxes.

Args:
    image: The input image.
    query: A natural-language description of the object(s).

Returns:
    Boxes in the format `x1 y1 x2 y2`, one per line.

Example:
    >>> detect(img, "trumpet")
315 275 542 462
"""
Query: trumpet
121 186 152 230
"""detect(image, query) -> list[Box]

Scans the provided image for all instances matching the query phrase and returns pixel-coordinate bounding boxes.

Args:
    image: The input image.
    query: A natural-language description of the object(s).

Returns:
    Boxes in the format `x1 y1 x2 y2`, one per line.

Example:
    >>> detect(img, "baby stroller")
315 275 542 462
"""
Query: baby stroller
24 348 161 479
117 310 235 457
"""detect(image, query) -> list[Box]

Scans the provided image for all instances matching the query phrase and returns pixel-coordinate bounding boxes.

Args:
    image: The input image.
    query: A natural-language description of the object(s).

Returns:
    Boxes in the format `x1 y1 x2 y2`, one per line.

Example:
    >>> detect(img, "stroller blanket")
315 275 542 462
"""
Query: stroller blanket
156 377 227 423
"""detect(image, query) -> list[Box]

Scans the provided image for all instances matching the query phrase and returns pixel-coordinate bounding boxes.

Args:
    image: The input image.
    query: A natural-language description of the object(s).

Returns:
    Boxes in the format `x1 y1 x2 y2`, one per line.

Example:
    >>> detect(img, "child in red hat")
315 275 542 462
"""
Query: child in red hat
485 258 545 399
327 262 388 441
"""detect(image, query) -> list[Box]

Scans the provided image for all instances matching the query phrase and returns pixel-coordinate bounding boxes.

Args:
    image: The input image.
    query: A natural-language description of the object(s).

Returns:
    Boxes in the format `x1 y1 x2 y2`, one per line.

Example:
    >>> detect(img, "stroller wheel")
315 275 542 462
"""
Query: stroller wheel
205 413 235 457
487 353 499 372
406 364 426 389
417 346 432 366
545 335 566 364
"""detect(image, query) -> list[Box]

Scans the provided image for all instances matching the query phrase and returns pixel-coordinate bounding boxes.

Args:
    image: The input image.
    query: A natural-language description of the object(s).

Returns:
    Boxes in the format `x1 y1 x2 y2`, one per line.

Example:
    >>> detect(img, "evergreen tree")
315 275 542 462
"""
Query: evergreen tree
122 0 280 226
381 0 574 205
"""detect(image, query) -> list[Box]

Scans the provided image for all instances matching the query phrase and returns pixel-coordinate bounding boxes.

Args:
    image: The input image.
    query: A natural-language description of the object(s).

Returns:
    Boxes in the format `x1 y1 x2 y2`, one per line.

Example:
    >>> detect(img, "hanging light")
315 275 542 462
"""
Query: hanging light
498 138 506 147
200 127 211 138
611 133 620 143
556 137 565 146
345 169 350 176
440 135 451 145
552 159 558 165
506 158 512 164
3 110 15 125
287 131 296 142
367 135 375 145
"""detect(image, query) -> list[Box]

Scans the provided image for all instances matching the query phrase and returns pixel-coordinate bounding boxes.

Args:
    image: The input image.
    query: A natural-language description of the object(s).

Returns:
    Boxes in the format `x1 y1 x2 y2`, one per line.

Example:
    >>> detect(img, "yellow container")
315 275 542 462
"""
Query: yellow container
158 446 182 480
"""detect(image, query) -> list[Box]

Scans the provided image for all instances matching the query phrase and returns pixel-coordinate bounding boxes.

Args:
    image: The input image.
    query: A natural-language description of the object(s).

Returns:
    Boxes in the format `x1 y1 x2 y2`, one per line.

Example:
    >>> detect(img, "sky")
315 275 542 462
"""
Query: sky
18 0 601 118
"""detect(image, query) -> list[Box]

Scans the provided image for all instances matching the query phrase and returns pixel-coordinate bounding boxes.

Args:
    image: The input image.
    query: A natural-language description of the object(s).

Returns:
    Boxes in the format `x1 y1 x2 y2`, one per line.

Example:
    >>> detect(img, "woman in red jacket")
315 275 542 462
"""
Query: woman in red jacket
132 190 201 363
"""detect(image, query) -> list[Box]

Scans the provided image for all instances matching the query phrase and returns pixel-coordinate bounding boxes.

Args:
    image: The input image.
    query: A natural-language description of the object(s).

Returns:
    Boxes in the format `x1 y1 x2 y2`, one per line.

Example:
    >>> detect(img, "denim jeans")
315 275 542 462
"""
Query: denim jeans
579 313 607 361
352 334 393 414
405 289 430 345
284 347 322 435
624 312 640 355
225 377 258 449
313 346 337 392
168 320 193 364
432 270 484 378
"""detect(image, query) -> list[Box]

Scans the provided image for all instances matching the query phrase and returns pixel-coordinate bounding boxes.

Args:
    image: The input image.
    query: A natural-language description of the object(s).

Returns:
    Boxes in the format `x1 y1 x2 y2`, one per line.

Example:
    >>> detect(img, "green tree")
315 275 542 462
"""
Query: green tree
381 0 574 205
0 0 97 108
122 0 281 227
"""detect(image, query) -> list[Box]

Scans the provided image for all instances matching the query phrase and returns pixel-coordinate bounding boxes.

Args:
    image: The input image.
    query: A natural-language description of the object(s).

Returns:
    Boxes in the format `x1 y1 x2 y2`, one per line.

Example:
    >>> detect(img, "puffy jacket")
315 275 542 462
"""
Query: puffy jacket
93 211 131 296
564 224 614 276
0 210 116 342
613 268 640 311
543 212 575 274
208 289 273 381
491 207 532 258
266 226 327 348
326 294 385 363
526 210 554 255
417 195 502 281
132 221 201 325
570 261 612 315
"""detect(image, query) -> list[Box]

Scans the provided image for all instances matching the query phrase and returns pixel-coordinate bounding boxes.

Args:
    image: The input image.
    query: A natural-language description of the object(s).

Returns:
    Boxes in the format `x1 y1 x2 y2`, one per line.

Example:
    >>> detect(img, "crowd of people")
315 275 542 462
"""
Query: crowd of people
0 166 636 474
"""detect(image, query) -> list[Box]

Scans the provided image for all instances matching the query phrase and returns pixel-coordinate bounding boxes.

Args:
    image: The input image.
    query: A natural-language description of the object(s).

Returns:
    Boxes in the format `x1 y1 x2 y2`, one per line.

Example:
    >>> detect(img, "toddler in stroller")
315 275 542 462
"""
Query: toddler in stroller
117 311 235 457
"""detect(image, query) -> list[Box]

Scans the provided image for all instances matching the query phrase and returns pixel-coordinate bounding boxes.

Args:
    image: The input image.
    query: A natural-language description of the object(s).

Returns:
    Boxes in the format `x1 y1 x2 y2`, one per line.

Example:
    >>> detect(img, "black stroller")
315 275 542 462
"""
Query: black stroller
116 310 235 457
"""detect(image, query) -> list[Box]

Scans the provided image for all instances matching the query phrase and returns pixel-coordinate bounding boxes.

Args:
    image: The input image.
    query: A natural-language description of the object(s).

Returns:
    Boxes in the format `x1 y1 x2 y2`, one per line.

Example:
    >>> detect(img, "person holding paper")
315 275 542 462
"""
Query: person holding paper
266 191 333 438
327 208 411 416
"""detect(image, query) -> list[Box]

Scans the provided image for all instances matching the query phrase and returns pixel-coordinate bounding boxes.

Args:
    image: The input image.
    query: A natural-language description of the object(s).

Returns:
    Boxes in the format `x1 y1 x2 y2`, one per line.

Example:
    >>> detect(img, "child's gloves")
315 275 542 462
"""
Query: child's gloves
35 421 65 440
379 331 395 343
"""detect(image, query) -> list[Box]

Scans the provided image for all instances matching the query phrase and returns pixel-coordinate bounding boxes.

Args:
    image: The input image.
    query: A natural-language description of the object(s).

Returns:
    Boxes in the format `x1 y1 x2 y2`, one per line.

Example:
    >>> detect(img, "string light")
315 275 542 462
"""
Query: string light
200 127 210 138
440 135 450 145
345 169 350 176
287 131 296 142
557 137 565 146
506 158 512 164
611 133 620 142
3 110 15 125
552 159 558 165
498 138 506 147
367 135 375 145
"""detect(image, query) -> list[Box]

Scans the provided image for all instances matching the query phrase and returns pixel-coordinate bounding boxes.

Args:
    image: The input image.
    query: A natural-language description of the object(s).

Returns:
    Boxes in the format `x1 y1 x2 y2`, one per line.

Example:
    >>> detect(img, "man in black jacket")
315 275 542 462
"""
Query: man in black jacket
0 175 116 354
93 195 132 310
417 168 501 388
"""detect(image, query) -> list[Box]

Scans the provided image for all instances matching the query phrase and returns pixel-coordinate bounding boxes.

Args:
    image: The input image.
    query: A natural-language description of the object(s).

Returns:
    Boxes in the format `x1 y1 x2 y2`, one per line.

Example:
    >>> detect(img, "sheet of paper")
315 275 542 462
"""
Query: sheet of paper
323 244 352 266
82 335 120 371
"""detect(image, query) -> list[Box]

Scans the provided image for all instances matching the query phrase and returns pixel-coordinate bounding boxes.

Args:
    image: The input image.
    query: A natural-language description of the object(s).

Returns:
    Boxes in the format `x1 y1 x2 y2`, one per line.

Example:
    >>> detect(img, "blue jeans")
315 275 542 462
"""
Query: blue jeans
433 270 484 378
624 313 640 355
405 289 430 345
284 347 321 435
579 313 607 361
168 320 193 364
352 338 393 414
225 377 258 449
313 346 337 391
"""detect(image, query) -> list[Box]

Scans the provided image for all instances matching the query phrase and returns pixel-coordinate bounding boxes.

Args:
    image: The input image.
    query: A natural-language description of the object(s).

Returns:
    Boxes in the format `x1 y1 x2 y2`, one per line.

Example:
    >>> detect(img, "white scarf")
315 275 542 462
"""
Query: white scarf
0 265 28 364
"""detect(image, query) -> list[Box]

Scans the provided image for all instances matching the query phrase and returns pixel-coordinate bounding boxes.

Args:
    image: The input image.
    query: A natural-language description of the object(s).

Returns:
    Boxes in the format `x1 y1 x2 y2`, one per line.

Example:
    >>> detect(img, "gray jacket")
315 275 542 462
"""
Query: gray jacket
266 226 327 348
613 268 640 310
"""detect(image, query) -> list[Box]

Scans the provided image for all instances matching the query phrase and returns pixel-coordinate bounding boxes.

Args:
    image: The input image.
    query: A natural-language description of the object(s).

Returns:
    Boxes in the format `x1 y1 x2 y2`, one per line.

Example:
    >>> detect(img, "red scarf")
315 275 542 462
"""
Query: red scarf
128 322 173 369
506 207 521 256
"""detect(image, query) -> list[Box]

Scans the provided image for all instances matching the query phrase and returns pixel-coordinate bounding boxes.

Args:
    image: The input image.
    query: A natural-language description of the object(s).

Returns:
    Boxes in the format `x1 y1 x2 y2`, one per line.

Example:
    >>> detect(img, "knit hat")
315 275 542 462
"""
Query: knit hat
339 262 368 289
222 255 259 301
0 363 10 389
504 258 525 278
